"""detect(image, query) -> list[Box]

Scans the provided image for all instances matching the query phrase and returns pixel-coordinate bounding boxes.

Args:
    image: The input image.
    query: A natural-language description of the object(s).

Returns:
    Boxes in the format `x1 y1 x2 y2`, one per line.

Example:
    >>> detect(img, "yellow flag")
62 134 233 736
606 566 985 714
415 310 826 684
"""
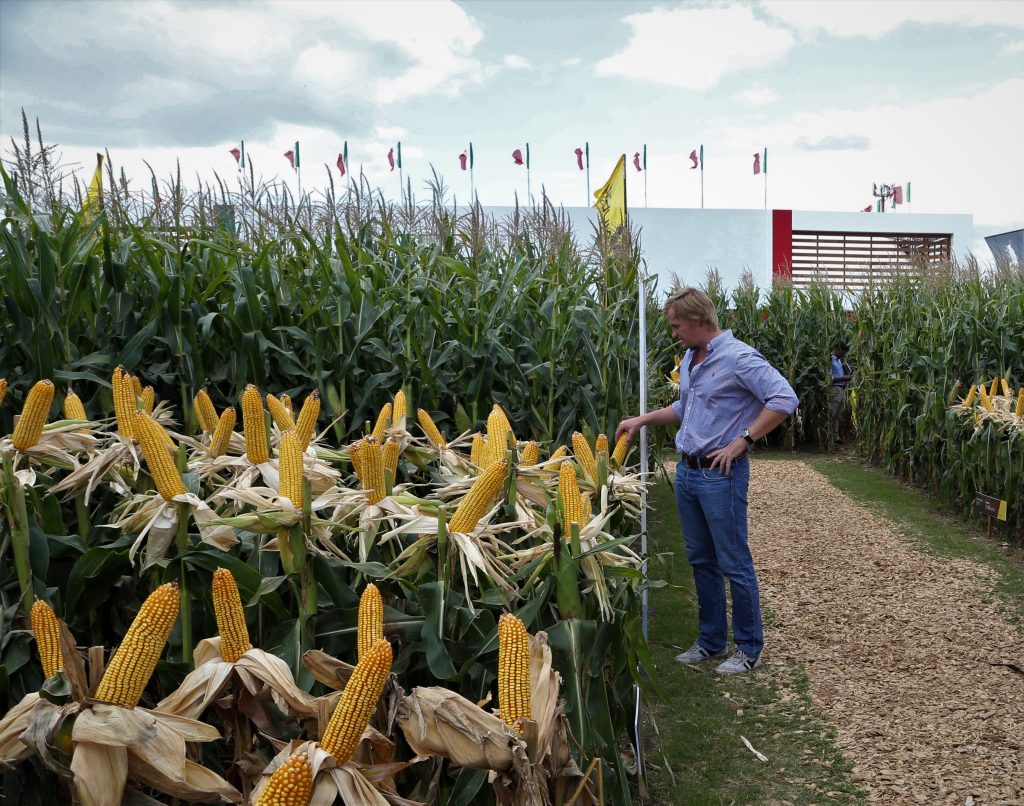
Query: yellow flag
82 153 104 219
593 154 627 232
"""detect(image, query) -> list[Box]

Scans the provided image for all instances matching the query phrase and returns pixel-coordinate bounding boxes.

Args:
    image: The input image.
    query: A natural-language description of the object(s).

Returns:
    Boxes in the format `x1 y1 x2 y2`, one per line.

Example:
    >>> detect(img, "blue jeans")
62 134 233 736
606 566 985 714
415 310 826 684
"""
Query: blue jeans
674 456 763 657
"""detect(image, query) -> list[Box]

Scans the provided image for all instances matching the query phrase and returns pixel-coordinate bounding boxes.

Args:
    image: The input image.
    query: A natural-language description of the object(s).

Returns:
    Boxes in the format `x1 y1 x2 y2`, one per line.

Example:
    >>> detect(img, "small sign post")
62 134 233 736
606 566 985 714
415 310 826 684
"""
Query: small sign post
975 492 1007 539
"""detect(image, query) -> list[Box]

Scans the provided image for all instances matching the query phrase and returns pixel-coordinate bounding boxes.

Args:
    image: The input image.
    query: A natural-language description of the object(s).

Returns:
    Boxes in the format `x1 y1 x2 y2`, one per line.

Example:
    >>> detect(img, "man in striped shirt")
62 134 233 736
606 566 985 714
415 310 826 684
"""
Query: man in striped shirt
616 287 798 674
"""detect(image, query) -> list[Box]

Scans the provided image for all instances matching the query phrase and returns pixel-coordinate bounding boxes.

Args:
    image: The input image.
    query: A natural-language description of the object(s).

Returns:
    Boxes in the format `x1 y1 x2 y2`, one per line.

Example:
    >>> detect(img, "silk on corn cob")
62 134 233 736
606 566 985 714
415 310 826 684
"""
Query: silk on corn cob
212 568 251 663
448 460 509 533
12 380 55 450
497 613 531 732
320 638 392 764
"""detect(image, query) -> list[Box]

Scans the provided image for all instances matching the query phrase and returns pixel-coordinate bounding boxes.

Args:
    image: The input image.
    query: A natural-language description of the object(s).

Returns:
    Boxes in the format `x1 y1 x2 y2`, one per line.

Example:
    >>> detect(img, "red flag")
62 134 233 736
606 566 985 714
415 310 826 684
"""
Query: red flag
387 147 395 171
862 205 872 212
284 150 295 170
575 147 584 171
336 153 346 177
893 185 904 205
512 148 524 166
459 151 467 170
689 149 698 169
633 152 642 172
753 152 761 175
229 147 241 165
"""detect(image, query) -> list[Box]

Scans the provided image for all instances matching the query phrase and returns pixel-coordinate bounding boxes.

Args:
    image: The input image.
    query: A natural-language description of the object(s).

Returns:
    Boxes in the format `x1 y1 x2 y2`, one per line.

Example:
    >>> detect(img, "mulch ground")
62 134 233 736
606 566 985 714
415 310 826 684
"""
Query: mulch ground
749 459 1023 805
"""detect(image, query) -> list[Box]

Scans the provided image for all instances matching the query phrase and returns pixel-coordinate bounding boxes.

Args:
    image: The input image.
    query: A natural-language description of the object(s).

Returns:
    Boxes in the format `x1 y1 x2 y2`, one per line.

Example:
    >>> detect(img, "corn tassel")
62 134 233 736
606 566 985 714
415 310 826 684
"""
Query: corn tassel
64 387 87 422
571 432 599 484
134 412 186 500
392 389 408 429
612 433 630 466
210 407 236 458
294 391 320 451
255 751 313 806
112 366 136 439
449 460 508 533
497 613 531 732
357 584 384 663
279 431 305 509
0 378 7 406
372 402 392 442
519 440 539 467
94 582 179 708
559 462 586 536
212 568 251 663
417 408 446 449
267 394 296 431
194 389 218 433
31 599 64 679
320 638 392 764
362 436 386 504
12 379 54 450
242 384 270 464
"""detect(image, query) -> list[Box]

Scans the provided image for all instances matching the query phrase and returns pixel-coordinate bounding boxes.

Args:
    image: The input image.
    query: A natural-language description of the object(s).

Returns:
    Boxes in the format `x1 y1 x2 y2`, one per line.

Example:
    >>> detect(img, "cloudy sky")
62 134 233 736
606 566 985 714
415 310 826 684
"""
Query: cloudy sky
2 0 1022 252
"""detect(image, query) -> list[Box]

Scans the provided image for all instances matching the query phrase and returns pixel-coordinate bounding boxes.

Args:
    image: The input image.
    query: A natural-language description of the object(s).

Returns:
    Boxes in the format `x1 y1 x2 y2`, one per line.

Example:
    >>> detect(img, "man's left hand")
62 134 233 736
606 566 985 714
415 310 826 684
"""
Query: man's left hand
706 438 748 475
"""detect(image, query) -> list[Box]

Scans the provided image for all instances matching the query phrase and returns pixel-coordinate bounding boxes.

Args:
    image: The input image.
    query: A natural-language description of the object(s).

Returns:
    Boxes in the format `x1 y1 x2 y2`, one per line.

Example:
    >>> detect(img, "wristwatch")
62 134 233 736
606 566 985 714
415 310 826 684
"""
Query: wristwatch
740 429 755 447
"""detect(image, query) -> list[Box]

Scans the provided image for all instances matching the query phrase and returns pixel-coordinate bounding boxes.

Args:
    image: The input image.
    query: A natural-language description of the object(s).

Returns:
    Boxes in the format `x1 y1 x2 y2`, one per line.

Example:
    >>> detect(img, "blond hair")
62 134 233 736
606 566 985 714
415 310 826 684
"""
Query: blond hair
663 287 719 328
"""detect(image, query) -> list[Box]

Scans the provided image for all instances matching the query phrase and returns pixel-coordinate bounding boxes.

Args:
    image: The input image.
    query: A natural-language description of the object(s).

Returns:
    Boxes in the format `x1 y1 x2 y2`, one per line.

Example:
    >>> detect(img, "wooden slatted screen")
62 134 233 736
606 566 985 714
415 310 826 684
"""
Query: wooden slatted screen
789 230 952 290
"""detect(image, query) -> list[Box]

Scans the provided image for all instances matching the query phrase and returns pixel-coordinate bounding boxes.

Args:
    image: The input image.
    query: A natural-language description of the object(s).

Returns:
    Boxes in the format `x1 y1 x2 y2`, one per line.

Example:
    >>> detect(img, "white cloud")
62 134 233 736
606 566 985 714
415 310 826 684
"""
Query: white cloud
503 54 532 70
734 87 779 106
761 0 1024 39
594 4 794 89
561 57 582 68
1003 40 1024 54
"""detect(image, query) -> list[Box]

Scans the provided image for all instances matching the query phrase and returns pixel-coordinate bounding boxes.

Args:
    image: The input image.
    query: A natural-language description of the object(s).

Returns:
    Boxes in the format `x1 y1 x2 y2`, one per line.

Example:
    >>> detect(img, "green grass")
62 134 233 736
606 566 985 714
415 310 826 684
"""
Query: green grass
640 478 864 805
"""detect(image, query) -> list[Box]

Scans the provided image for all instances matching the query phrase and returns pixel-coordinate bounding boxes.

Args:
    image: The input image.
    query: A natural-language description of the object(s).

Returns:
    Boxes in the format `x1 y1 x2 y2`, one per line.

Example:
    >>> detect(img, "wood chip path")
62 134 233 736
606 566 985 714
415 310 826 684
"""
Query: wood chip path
749 459 1023 805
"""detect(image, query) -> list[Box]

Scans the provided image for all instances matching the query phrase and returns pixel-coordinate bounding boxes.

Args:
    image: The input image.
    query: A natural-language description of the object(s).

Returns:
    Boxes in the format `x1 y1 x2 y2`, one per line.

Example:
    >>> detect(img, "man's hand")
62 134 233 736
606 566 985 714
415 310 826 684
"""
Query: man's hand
615 416 644 443
706 437 747 475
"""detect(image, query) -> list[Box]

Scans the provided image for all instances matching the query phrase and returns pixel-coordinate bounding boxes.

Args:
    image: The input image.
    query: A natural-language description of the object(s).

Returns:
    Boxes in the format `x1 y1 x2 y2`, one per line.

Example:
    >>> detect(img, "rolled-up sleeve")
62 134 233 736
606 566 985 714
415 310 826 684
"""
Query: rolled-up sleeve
735 352 799 414
671 397 684 421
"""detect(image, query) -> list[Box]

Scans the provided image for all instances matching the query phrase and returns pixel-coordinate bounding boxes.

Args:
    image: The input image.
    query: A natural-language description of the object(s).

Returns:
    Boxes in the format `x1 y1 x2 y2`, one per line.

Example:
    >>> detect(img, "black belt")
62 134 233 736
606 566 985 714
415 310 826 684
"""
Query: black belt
680 452 712 469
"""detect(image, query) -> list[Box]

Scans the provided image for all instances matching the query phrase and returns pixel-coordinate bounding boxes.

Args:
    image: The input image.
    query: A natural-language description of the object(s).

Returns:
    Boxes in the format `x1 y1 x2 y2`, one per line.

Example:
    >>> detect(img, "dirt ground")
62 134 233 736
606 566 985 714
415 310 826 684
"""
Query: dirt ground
748 459 1023 805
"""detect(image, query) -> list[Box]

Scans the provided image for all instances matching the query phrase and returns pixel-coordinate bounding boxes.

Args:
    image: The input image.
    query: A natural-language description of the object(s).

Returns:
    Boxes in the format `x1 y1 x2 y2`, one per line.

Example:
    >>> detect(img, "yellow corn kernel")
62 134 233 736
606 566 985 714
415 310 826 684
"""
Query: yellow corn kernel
194 389 218 433
0 378 7 406
31 599 64 679
242 384 269 464
278 430 304 509
357 584 384 663
1000 378 1010 398
571 432 599 484
546 444 568 473
210 407 236 458
280 393 294 419
470 433 486 468
1016 388 1024 418
320 638 392 764
497 613 531 732
349 439 365 482
64 387 87 422
266 394 296 431
112 366 136 439
294 391 320 451
212 568 251 663
362 436 386 504
255 752 313 806
417 408 446 449
979 385 994 412
382 435 401 480
392 389 408 429
989 377 999 398
519 440 539 467
94 582 179 708
448 460 508 533
559 461 585 537
490 403 512 434
612 433 631 466
963 385 977 407
371 402 392 442
140 385 155 415
485 406 511 467
595 433 609 457
12 379 54 450
134 412 186 500
131 375 143 399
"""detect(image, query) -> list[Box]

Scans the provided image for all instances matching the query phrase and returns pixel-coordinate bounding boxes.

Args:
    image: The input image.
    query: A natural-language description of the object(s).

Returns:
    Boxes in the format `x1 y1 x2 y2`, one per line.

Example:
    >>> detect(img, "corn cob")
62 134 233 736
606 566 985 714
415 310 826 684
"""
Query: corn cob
294 391 320 451
94 582 179 708
242 384 270 464
112 366 136 439
582 493 592 522
989 377 999 398
491 403 513 434
357 584 384 663
612 433 630 466
194 389 218 433
280 393 294 419
320 638 392 764
140 385 155 415
0 378 7 406
255 751 313 806
595 433 609 457
448 460 509 533
64 387 88 422
485 406 511 467
979 385 994 412
1016 388 1024 418
267 394 296 431
12 379 54 450
212 568 251 663
131 375 143 399
519 440 539 467
1000 378 1010 398
392 389 408 429
134 412 186 500
559 462 585 536
31 599 64 679
547 444 568 472
278 430 304 509
963 385 977 407
417 408 446 449
349 439 365 481
382 435 401 480
362 436 385 504
372 402 392 442
470 433 486 467
497 613 531 732
210 407 236 458
572 432 599 484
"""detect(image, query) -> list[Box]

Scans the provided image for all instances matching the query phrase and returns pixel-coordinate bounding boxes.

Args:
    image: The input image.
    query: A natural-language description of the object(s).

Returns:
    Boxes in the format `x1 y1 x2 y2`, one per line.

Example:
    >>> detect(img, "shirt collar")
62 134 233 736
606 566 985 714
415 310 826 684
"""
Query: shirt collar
707 329 733 352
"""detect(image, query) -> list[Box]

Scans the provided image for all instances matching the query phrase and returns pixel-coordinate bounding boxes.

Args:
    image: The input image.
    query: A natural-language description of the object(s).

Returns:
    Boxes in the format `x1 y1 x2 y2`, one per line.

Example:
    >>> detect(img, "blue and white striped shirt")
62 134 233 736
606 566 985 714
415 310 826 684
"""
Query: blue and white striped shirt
670 330 799 456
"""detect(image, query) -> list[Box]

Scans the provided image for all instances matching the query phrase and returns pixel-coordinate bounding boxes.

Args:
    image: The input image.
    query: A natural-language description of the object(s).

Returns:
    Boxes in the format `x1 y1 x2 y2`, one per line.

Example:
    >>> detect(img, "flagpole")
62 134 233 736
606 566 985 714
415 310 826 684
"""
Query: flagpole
469 142 474 202
585 142 591 206
398 141 404 203
526 142 532 207
700 145 704 209
763 147 767 210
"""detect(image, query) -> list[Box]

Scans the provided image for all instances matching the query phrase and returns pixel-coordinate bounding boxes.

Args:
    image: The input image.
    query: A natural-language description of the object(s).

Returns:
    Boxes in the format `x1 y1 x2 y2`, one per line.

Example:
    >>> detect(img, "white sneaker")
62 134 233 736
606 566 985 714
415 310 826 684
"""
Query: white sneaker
674 641 727 665
715 649 763 675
